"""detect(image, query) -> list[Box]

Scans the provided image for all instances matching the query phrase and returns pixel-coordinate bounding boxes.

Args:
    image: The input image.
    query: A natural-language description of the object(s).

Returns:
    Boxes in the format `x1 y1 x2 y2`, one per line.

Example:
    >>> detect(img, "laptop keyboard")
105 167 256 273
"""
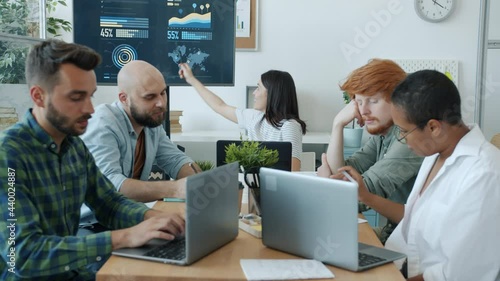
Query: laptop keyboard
144 238 186 260
358 252 386 267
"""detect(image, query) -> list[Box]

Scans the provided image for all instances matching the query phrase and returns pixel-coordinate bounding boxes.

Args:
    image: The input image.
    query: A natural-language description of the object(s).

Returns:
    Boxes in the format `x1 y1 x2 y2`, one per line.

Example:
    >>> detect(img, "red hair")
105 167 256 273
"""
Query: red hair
340 59 406 102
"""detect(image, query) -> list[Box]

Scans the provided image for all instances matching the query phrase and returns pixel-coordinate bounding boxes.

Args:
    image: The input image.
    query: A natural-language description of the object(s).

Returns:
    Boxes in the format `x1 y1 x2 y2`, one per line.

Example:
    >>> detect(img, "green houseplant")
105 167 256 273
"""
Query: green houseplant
342 91 355 129
342 91 364 148
224 140 279 172
224 140 279 215
194 160 215 171
0 0 71 84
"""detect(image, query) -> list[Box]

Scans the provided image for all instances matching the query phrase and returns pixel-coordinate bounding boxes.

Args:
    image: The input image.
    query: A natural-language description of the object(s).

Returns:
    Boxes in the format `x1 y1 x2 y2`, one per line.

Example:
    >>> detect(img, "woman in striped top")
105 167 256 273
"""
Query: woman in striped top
179 63 307 171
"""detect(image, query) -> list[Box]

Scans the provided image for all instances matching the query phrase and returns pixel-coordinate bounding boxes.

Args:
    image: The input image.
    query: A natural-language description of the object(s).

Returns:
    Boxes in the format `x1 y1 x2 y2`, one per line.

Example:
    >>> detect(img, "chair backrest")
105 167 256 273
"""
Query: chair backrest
491 133 500 149
216 140 292 171
300 151 316 172
149 145 185 180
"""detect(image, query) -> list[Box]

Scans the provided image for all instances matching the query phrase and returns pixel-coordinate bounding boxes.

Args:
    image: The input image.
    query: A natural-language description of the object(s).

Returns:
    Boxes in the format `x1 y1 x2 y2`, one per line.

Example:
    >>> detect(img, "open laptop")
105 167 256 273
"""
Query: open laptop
216 140 292 171
112 162 240 265
259 168 406 272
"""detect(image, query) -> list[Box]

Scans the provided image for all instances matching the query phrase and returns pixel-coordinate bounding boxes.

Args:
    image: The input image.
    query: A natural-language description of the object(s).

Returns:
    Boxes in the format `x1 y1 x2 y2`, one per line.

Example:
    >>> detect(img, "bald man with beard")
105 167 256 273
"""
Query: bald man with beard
81 60 199 203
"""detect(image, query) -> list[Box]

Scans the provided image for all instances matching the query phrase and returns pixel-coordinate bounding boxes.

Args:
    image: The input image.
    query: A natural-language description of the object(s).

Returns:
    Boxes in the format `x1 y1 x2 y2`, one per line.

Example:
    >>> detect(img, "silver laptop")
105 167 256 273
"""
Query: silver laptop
260 168 406 272
112 162 240 265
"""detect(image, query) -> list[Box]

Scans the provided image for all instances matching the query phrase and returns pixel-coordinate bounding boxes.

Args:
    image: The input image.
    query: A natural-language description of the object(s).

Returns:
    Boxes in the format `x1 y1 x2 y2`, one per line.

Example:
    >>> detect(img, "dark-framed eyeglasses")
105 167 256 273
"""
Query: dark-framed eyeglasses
396 126 419 144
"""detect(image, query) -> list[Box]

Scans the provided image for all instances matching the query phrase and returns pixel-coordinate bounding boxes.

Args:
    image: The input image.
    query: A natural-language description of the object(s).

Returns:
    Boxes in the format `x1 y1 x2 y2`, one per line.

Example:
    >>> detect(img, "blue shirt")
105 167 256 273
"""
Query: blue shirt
0 110 149 280
81 102 193 191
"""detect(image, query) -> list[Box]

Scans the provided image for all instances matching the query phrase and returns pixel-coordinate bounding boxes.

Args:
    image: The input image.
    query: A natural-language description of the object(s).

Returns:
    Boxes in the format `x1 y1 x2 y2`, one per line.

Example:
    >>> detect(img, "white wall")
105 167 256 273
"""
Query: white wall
175 0 483 133
2 0 494 137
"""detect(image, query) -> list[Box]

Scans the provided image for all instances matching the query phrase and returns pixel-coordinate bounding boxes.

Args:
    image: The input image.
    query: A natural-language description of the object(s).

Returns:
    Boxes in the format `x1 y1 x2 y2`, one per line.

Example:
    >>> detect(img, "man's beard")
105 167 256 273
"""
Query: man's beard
365 118 394 135
130 103 165 128
46 100 91 136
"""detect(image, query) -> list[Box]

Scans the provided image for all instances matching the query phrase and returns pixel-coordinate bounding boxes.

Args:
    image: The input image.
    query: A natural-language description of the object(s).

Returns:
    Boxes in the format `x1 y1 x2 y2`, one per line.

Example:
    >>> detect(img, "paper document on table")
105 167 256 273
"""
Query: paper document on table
240 259 334 280
358 218 367 224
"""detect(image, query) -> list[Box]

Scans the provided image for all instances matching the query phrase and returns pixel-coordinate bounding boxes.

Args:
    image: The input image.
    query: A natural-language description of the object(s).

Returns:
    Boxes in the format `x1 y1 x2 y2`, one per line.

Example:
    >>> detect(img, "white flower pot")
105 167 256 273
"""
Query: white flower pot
343 128 364 148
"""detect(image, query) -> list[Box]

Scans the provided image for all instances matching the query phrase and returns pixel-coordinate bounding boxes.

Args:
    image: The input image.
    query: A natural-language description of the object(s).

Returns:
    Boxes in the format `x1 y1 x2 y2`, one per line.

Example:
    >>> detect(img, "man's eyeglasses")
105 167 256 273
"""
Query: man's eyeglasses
396 126 419 144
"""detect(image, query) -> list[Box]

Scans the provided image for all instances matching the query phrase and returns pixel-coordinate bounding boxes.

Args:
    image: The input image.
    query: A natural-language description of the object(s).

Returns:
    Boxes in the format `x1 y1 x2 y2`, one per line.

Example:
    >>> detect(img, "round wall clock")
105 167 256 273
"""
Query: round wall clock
415 0 455 23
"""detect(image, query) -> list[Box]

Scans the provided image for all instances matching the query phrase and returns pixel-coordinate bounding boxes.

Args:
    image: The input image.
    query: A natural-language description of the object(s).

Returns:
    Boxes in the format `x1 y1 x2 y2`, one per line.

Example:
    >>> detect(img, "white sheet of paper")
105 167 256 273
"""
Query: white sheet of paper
240 259 334 280
358 218 368 224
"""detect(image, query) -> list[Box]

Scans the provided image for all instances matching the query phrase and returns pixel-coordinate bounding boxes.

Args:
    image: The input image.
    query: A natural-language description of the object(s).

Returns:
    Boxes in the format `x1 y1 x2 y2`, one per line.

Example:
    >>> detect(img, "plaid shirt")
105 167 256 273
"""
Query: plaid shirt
0 110 150 280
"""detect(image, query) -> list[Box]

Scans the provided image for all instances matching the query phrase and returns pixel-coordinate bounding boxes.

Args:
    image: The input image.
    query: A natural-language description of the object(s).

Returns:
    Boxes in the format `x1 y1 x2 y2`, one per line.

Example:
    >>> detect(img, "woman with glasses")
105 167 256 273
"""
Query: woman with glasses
341 70 500 281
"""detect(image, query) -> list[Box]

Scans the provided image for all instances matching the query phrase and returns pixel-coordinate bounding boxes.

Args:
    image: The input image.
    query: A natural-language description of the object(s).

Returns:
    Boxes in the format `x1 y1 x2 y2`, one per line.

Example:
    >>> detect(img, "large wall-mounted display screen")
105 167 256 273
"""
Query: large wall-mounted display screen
74 0 235 86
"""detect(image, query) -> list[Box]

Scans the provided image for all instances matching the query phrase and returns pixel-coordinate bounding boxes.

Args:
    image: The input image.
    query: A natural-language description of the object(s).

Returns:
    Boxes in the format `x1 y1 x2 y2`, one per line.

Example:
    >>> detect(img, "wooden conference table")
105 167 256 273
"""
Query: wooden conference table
97 201 404 281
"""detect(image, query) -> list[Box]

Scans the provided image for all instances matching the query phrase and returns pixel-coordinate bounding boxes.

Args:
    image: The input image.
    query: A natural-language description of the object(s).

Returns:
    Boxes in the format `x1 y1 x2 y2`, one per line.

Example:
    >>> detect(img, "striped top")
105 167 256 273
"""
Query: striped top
235 108 303 160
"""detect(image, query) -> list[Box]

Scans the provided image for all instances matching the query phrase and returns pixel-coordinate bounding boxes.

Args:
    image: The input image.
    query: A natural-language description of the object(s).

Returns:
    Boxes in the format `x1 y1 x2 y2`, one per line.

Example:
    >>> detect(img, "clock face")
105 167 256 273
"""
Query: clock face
415 0 455 23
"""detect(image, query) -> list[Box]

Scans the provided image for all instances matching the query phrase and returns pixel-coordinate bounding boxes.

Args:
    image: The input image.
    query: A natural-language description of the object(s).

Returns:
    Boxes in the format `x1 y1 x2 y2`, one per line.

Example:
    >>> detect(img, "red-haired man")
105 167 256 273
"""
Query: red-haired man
318 59 423 243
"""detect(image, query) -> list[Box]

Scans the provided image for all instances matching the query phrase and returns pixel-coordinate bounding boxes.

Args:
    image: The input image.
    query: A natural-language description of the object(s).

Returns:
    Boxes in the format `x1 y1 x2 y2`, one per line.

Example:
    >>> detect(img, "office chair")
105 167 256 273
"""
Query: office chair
149 144 185 181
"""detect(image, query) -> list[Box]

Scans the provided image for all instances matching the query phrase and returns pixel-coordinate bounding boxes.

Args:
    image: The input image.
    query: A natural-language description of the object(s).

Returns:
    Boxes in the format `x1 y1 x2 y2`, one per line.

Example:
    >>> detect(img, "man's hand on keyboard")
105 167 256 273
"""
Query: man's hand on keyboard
111 212 185 250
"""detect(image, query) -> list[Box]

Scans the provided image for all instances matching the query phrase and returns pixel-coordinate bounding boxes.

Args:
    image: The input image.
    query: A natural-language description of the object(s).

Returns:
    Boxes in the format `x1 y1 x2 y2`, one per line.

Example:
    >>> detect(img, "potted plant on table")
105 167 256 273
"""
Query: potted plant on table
224 140 279 215
194 160 215 171
342 91 364 148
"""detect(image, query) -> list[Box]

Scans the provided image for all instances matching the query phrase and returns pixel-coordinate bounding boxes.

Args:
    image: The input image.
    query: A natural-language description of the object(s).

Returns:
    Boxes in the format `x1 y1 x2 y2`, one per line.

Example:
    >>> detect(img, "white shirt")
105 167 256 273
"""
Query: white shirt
235 108 303 159
386 125 500 281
